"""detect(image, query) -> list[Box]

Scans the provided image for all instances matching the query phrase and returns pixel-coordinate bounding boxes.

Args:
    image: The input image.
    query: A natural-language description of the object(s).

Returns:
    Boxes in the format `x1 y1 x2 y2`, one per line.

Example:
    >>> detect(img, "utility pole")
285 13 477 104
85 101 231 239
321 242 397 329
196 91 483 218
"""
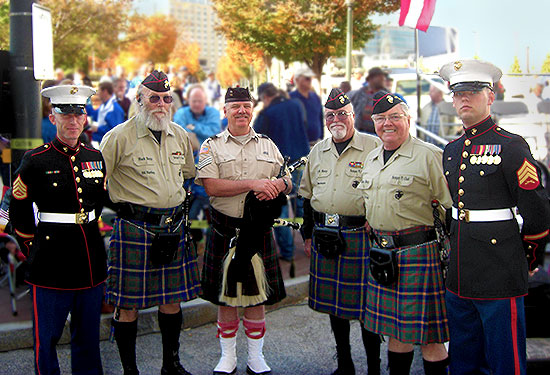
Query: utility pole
10 0 42 176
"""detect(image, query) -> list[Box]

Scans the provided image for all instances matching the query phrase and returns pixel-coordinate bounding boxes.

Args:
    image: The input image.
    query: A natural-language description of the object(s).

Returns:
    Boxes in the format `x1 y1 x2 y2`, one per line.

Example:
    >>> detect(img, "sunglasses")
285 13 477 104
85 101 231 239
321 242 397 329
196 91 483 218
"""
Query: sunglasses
144 95 173 104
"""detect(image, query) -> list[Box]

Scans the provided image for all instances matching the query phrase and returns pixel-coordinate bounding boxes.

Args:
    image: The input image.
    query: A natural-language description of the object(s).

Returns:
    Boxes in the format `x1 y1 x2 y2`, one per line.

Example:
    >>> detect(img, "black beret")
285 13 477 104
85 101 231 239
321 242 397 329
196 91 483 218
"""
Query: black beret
225 86 253 103
372 90 405 115
324 88 350 110
142 70 170 92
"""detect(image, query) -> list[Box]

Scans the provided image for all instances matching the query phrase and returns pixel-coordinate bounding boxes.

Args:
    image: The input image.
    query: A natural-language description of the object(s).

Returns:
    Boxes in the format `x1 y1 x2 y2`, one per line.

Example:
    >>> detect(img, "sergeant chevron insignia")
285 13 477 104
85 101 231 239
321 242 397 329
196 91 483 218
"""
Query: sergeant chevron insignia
13 175 28 200
517 159 539 190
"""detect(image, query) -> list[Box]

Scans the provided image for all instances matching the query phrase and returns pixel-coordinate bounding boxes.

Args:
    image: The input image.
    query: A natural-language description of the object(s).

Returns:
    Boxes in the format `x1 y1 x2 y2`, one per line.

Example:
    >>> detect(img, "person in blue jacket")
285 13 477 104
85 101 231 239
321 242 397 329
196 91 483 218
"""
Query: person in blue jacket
173 84 221 244
91 81 125 143
254 82 310 262
289 67 324 145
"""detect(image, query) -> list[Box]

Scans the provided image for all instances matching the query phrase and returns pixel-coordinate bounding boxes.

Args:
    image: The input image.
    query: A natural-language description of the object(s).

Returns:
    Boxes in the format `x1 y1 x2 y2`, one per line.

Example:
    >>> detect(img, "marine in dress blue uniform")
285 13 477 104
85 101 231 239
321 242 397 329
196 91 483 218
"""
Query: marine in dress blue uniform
440 60 550 375
10 85 107 375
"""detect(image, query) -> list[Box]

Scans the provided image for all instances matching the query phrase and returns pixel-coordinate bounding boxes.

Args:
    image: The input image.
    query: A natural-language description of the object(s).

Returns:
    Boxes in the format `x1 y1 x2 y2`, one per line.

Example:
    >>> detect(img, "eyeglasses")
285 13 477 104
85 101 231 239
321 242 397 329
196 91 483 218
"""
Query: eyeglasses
325 111 353 122
372 113 406 125
144 95 173 104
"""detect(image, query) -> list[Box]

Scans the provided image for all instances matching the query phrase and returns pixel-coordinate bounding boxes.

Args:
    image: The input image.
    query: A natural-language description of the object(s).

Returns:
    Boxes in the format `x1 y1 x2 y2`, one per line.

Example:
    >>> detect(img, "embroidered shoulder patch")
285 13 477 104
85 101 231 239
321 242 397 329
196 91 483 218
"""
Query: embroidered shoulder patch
517 159 539 190
198 155 213 170
13 175 28 200
200 143 210 155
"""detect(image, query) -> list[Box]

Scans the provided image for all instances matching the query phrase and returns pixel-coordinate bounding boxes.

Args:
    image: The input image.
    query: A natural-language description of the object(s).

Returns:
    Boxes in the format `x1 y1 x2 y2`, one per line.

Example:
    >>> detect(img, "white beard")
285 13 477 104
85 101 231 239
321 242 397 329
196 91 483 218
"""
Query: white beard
329 125 347 140
137 106 169 132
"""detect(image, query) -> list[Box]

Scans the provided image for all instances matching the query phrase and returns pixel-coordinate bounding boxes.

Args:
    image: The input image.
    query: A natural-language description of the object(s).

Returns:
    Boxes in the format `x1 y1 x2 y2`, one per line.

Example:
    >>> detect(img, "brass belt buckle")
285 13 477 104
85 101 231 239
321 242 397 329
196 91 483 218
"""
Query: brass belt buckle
324 214 339 227
76 212 89 224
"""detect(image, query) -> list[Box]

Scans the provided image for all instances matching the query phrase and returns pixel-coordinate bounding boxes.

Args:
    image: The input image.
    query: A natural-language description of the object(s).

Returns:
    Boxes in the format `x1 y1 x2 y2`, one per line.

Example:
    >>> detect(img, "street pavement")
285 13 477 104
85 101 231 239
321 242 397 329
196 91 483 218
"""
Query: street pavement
0 302 427 375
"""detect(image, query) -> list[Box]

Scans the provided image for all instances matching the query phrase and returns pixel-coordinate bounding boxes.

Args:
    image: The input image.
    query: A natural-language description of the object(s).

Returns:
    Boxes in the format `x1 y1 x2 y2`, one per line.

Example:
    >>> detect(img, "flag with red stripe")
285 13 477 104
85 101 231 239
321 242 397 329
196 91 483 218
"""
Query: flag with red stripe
399 0 437 32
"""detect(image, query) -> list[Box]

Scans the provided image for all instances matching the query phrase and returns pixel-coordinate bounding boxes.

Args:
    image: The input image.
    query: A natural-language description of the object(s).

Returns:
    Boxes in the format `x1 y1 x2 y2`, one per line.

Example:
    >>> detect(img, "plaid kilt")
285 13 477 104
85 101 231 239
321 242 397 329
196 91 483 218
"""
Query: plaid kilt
105 206 201 309
201 208 286 306
362 226 449 344
309 226 369 320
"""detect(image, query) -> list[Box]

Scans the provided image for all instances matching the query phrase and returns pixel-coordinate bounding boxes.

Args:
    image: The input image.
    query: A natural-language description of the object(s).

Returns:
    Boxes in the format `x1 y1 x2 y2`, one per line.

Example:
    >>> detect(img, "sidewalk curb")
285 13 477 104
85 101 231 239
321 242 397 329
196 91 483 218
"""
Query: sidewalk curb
0 275 309 352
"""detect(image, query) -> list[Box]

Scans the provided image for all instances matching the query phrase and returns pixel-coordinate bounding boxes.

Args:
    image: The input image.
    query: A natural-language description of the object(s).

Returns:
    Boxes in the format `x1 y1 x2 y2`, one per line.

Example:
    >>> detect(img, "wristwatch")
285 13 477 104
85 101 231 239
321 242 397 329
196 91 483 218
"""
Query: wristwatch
282 178 289 192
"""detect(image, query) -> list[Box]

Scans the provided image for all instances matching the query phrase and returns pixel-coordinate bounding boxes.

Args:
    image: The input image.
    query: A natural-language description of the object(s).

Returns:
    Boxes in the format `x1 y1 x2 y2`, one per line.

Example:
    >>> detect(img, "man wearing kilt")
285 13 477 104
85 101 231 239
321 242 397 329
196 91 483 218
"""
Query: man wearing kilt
299 88 382 375
100 71 200 375
196 87 291 375
440 60 550 375
359 91 452 374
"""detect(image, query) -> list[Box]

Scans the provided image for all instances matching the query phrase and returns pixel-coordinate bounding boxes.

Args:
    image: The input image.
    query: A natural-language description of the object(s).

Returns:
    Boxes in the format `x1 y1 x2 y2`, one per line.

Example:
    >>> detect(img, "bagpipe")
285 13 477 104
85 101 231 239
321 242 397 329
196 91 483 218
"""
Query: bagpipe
219 156 307 307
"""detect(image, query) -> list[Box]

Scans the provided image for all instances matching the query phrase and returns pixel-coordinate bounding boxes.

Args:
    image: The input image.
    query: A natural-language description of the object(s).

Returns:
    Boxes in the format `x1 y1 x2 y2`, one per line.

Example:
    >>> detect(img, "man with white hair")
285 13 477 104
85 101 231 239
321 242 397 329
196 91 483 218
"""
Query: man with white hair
299 88 382 374
100 70 200 375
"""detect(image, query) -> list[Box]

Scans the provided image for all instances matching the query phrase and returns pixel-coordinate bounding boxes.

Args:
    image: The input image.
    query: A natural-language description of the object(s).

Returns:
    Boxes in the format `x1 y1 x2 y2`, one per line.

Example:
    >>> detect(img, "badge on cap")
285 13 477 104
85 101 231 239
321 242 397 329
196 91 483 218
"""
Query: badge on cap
142 70 170 92
439 59 502 93
324 88 350 110
41 85 96 114
372 91 405 115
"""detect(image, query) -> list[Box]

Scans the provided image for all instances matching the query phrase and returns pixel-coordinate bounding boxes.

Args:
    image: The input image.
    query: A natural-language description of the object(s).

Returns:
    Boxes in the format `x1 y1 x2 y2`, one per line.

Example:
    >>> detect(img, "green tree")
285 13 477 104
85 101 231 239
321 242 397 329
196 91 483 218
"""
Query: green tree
541 54 550 73
509 56 522 73
0 0 9 50
212 0 400 81
39 0 132 71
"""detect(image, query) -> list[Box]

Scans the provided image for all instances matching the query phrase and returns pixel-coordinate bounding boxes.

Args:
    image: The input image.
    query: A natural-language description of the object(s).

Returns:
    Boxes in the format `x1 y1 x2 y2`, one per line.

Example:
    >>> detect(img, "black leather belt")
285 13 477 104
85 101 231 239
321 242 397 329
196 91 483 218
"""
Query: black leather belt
372 229 436 249
117 203 183 226
313 210 366 229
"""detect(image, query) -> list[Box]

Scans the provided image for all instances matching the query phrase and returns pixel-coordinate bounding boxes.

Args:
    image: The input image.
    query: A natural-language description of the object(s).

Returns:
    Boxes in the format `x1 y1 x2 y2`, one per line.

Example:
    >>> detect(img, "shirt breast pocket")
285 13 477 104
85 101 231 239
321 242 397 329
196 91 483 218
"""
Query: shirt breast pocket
357 178 373 211
256 154 278 179
345 168 363 195
169 154 186 165
216 153 237 179
388 174 416 217
313 168 331 194
133 156 154 166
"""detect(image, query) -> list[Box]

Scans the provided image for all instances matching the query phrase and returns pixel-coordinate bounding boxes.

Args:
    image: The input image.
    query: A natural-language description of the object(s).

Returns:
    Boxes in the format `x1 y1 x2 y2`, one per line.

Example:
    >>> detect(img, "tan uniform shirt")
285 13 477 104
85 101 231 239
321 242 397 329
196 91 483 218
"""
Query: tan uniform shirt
360 135 452 231
195 128 285 218
99 116 196 208
299 131 381 216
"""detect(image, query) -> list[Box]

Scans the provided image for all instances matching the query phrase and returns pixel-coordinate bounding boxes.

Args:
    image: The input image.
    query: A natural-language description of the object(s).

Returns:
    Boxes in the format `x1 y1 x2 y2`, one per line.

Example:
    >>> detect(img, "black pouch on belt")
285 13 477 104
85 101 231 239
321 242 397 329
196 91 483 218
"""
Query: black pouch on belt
150 232 180 267
369 246 399 286
313 226 346 259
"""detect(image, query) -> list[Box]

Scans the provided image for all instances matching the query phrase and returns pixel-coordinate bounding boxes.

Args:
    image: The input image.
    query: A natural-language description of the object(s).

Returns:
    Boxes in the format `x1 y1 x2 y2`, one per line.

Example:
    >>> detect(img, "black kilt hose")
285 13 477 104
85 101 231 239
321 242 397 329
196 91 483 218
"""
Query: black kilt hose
201 208 286 306
106 205 201 309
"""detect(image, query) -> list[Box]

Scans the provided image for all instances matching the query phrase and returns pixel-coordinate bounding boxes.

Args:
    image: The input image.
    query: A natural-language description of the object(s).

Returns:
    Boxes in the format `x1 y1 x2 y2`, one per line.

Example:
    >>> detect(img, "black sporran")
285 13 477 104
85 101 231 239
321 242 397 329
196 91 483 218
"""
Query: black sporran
369 246 399 286
150 232 180 267
313 226 346 259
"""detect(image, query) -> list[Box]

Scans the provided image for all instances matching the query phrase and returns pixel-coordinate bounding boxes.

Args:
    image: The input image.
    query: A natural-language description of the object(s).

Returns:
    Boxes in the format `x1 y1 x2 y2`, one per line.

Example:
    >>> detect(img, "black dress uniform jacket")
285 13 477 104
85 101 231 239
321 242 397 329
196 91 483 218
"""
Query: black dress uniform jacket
443 116 550 299
10 138 107 289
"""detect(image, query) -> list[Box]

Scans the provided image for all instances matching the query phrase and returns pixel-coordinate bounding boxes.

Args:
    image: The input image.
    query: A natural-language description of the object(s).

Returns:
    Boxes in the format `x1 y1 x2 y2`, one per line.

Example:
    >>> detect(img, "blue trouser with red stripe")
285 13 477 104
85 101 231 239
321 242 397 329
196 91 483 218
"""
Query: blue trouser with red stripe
446 290 526 375
30 284 104 375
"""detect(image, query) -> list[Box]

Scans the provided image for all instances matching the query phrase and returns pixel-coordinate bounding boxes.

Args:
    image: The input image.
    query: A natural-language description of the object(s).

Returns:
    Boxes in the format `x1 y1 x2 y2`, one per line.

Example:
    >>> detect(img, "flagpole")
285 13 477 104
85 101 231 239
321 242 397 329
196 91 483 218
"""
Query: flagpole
415 27 421 126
